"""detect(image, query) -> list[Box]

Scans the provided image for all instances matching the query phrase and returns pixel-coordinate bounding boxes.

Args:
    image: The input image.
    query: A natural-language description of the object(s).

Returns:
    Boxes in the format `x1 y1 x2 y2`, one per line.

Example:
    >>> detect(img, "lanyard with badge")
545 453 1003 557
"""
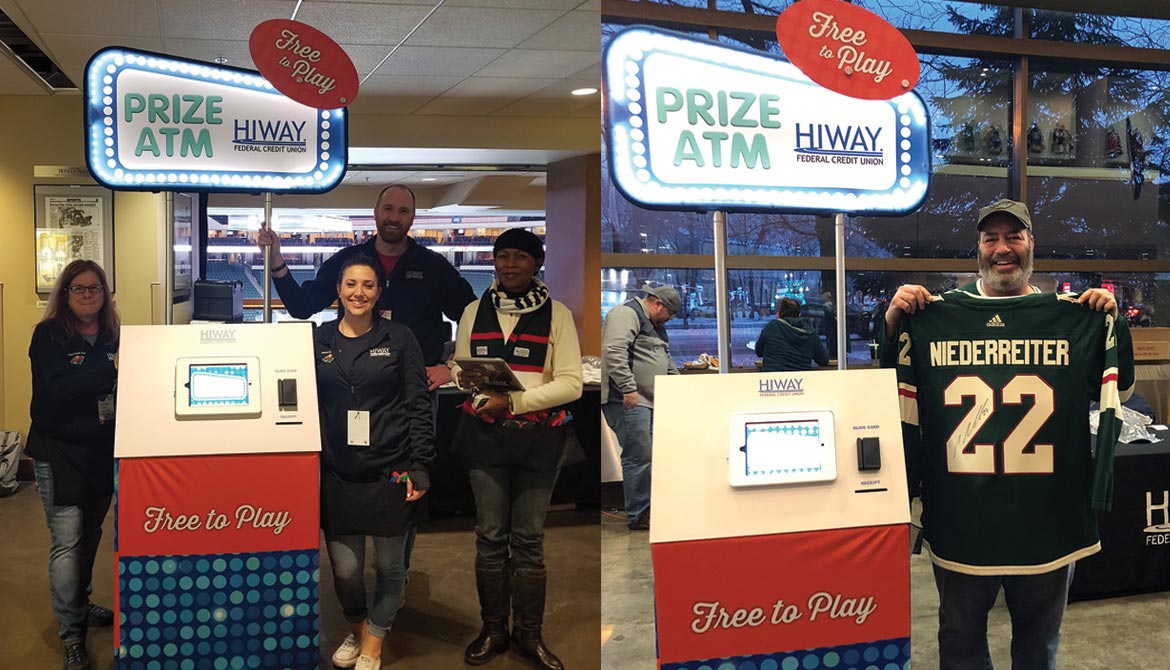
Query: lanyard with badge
348 410 370 446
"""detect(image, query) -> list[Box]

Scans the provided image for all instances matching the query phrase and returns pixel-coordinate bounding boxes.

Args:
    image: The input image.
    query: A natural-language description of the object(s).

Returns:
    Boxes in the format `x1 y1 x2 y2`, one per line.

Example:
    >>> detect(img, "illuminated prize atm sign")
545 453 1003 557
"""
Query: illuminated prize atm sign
603 26 930 214
84 47 347 193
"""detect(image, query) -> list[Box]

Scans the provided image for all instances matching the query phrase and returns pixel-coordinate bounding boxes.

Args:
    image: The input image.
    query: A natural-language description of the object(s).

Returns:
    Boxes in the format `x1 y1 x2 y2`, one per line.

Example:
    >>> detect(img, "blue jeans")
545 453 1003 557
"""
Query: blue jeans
324 534 407 638
602 402 653 520
468 466 558 571
933 562 1075 670
34 460 111 643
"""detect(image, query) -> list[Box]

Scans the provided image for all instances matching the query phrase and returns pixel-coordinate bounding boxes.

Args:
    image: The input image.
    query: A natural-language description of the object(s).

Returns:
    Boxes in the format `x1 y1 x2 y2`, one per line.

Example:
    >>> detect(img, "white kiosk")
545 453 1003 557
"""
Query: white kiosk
650 369 910 669
113 323 320 669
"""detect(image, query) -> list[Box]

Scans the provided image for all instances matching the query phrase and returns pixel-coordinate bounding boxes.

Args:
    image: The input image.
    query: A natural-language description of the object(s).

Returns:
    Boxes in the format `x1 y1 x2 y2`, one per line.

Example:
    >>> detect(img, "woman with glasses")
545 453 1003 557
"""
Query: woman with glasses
453 229 583 670
25 260 119 670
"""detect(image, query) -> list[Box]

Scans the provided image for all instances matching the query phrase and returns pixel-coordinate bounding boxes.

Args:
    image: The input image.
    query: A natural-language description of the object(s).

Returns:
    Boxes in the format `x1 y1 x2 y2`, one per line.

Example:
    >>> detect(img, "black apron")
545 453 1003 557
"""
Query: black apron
320 461 423 537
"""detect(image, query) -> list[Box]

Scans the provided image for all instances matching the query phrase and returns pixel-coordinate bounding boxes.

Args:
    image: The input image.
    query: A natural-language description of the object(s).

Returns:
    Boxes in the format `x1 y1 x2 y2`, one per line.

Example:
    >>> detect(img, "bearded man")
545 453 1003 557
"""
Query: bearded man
879 198 1134 670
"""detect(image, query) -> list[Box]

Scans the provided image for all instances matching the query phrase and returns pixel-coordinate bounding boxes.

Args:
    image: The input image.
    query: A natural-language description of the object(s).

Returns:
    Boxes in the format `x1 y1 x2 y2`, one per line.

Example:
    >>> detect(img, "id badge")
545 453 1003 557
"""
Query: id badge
97 394 115 424
348 410 370 446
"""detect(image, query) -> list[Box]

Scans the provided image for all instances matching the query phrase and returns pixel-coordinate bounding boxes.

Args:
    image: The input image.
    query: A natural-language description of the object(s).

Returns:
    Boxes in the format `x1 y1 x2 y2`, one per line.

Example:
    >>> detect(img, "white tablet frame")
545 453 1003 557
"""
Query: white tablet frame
174 356 262 419
728 410 837 488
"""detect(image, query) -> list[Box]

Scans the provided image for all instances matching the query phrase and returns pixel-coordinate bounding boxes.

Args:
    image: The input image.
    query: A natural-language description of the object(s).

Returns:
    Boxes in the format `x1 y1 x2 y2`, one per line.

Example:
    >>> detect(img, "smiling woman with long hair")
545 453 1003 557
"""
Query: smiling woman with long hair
25 260 120 670
313 254 435 670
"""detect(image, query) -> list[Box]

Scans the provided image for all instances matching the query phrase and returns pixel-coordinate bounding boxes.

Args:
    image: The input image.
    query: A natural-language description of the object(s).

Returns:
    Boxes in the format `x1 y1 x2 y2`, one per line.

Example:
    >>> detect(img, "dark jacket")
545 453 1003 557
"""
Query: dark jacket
25 322 118 505
755 317 830 372
313 318 435 491
276 237 475 365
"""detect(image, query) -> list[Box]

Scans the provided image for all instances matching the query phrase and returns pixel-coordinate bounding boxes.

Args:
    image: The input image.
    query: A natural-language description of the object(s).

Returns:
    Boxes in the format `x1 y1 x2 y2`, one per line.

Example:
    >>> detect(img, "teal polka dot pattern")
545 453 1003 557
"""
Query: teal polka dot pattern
118 549 319 669
660 637 910 670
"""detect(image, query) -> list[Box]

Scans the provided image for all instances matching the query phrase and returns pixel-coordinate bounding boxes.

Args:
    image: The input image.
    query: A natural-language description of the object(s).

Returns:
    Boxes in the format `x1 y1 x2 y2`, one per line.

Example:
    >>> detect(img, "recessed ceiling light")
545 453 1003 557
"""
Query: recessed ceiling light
571 87 598 96
421 177 437 181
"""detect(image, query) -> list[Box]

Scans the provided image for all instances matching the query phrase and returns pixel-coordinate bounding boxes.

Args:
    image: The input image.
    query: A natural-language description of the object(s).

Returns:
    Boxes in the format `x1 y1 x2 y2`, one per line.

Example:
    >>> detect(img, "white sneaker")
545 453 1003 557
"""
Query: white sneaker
355 655 382 670
331 634 361 668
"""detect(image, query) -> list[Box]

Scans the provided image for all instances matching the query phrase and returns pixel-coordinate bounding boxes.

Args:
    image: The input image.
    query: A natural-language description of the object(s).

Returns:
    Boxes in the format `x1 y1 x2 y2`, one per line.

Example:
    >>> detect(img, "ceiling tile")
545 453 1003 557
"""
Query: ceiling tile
40 34 165 85
160 39 255 70
475 49 598 79
490 79 600 118
413 76 557 115
347 74 464 115
159 0 292 40
10 0 161 38
567 62 601 82
292 2 435 45
441 0 582 9
363 45 506 78
405 6 564 48
160 39 399 75
516 9 600 51
491 96 598 118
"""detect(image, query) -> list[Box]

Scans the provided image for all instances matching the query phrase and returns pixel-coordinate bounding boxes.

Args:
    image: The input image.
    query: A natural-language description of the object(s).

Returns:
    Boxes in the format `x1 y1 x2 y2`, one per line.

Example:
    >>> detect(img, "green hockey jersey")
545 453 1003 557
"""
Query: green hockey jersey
892 290 1134 575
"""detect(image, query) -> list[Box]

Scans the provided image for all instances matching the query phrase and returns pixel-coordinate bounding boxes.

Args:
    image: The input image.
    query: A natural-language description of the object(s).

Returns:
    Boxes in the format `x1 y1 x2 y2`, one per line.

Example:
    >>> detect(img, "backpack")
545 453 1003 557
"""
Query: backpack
0 431 23 496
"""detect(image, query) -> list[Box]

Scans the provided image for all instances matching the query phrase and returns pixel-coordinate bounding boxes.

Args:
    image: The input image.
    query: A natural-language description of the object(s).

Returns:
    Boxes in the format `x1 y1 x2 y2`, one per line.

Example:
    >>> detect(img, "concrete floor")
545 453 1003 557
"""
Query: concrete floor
0 482 600 669
600 510 1170 669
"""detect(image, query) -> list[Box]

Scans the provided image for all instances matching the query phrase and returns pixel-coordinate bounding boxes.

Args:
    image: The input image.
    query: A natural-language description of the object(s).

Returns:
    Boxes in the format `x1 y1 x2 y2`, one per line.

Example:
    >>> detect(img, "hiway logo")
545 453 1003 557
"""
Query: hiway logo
986 314 1005 328
232 119 309 154
793 123 884 166
1146 491 1170 545
200 328 236 344
759 377 804 396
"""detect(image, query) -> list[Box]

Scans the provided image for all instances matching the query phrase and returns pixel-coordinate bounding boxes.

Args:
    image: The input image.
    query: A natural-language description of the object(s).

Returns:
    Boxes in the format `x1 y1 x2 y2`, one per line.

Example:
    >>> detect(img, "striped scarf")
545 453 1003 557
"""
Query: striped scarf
491 279 549 314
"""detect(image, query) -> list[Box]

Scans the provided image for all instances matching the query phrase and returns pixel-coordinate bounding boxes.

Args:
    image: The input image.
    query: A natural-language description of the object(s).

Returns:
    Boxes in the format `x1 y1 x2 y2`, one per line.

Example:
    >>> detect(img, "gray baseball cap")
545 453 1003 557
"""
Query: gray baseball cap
977 198 1032 232
644 285 681 314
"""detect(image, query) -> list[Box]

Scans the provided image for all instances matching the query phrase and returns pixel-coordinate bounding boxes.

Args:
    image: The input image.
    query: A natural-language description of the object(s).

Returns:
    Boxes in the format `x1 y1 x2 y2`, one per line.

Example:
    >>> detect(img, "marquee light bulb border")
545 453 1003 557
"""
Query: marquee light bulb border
603 26 931 215
84 47 348 194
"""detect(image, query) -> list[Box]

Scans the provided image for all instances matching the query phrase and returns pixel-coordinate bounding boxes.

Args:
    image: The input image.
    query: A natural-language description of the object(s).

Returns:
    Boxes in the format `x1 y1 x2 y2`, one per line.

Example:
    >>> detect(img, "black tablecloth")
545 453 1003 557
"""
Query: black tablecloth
427 385 601 515
1069 427 1170 601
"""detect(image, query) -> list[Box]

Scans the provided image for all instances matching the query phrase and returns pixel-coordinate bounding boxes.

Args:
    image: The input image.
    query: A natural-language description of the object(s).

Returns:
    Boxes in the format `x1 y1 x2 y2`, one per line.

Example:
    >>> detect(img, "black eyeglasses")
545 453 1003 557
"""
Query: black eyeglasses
68 285 104 295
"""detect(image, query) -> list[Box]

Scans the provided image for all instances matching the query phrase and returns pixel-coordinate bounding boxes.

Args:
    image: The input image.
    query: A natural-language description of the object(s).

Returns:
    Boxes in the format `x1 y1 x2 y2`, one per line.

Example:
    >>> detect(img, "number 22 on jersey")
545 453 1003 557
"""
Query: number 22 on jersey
944 374 1055 475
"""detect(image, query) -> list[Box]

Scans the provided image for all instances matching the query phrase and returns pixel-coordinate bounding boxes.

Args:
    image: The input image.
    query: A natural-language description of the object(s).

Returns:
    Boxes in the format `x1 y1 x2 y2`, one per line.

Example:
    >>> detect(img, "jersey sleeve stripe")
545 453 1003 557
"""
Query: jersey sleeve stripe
1100 366 1122 413
898 383 919 426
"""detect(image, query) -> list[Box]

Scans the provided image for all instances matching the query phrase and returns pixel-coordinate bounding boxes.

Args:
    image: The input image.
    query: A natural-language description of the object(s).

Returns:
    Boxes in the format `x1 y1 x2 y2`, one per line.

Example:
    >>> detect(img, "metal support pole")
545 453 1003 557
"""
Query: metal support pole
713 210 730 374
263 192 273 323
164 192 174 325
835 212 847 370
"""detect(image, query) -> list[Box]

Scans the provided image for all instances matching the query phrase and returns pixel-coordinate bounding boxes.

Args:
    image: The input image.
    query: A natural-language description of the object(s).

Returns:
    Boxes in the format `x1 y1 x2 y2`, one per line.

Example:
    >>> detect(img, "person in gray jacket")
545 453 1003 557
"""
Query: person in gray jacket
601 284 680 530
755 297 830 372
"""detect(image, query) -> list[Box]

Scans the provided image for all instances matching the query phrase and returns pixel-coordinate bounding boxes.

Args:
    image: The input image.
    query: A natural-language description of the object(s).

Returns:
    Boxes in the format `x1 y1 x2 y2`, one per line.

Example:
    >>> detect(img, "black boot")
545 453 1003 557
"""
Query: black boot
464 560 510 665
510 568 564 670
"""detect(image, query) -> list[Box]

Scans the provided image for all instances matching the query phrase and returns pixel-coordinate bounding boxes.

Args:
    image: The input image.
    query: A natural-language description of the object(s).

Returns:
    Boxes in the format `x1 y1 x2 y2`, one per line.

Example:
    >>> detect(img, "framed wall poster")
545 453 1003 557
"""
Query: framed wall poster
34 184 115 294
173 193 193 303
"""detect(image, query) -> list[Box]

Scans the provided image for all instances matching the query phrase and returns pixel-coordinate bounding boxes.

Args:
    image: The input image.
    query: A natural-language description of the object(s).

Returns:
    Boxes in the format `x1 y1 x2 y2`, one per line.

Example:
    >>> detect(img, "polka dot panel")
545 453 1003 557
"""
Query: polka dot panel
118 549 319 669
660 637 910 670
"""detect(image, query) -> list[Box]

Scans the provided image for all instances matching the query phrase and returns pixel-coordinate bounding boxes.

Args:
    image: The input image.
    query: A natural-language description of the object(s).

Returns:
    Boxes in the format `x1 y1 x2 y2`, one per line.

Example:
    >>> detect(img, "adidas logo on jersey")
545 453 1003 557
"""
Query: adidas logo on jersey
986 314 1006 327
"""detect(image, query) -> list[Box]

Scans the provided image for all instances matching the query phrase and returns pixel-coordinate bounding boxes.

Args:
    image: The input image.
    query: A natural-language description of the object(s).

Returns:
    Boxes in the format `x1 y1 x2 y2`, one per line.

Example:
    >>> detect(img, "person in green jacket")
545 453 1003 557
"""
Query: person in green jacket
755 297 830 372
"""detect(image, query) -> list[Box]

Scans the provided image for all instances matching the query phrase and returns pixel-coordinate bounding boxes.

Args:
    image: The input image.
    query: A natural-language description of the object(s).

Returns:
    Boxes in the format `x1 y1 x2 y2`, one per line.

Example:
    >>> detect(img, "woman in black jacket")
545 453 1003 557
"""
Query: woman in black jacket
26 260 119 670
315 255 435 670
